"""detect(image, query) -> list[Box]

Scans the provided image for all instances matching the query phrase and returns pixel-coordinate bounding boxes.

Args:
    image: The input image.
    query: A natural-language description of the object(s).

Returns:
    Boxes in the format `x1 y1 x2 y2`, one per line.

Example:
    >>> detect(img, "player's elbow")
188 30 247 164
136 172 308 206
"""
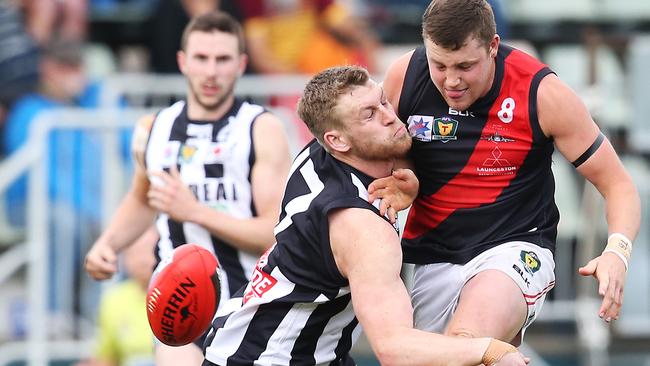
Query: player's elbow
372 338 405 366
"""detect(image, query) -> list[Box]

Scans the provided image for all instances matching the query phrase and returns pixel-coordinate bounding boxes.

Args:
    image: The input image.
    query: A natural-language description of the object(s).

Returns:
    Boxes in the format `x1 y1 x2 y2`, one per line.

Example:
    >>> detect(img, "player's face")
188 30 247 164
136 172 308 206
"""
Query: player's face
178 30 246 117
337 81 412 160
424 35 499 112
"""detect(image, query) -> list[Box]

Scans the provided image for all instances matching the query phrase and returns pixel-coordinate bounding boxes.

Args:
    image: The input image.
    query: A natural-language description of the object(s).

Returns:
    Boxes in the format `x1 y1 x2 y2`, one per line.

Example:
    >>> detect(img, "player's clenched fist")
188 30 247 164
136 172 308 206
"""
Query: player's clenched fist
84 242 118 280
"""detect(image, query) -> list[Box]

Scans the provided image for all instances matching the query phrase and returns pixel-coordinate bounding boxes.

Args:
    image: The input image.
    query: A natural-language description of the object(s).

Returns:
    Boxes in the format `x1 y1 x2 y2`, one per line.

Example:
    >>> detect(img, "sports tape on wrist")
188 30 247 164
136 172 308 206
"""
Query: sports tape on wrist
602 232 632 270
482 338 517 366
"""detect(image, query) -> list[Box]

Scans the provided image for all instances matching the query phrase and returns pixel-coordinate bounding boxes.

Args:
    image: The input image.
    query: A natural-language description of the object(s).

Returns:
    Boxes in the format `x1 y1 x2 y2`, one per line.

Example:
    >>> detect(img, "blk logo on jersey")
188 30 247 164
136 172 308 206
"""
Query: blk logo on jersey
448 107 475 117
432 117 458 143
407 115 433 142
520 250 541 275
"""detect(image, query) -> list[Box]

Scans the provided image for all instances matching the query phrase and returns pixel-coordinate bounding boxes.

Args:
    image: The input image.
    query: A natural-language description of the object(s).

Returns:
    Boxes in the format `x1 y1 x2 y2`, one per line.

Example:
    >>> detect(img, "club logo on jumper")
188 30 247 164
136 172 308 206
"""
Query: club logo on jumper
432 117 458 143
520 250 541 275
407 115 433 142
179 144 198 163
481 132 515 143
477 146 517 176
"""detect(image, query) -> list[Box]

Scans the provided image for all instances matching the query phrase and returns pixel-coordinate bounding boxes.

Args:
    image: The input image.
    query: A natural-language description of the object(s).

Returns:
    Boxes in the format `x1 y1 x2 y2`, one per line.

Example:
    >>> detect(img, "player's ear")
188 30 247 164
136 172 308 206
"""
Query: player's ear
238 54 248 77
489 35 500 58
323 130 350 153
177 50 187 74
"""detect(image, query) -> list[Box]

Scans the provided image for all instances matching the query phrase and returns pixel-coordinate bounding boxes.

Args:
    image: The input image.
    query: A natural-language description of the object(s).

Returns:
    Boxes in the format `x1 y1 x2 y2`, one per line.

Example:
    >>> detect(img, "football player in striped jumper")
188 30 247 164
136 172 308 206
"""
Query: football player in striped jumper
201 66 528 366
84 11 292 366
371 0 640 350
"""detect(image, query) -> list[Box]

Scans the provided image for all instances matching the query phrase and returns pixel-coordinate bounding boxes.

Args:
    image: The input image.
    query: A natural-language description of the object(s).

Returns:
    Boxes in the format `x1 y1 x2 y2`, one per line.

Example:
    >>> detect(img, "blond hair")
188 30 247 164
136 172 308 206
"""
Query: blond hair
297 66 370 143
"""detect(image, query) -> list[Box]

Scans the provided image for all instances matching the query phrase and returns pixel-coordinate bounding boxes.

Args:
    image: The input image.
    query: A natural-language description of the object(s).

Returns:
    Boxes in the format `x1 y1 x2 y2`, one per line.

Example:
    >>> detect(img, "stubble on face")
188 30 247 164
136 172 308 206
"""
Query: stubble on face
181 30 242 119
188 78 236 113
352 123 412 161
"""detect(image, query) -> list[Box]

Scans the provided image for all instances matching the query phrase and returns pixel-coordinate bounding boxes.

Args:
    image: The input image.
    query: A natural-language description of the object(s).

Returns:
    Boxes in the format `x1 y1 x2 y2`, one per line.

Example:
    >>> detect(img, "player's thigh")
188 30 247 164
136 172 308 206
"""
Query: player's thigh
445 269 527 343
411 262 464 332
155 342 204 366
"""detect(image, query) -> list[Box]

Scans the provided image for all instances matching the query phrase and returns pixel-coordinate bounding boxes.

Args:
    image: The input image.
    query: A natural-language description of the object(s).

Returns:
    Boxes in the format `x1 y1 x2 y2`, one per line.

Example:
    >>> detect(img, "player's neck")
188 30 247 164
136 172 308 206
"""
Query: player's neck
480 59 497 98
186 95 235 121
333 153 394 179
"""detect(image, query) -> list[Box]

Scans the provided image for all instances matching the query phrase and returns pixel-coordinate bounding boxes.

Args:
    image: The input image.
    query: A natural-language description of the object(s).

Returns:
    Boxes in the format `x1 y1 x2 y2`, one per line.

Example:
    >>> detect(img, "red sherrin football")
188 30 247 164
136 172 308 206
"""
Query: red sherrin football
146 244 221 346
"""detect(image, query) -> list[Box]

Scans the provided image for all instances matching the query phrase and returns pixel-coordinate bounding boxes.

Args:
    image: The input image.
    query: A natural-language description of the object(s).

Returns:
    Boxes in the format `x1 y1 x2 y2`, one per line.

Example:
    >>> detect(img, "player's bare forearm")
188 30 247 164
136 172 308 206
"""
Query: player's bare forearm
97 187 156 253
86 187 156 280
332 209 527 366
191 206 276 255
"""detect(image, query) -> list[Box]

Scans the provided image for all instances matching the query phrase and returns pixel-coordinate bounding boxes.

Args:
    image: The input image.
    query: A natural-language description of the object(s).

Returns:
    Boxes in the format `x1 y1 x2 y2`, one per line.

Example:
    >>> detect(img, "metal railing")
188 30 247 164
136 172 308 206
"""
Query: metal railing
0 108 155 366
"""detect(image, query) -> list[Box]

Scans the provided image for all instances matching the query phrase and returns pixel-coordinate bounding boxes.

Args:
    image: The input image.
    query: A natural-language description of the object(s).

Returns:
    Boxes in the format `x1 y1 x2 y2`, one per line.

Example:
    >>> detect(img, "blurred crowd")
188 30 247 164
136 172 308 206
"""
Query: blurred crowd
0 0 512 151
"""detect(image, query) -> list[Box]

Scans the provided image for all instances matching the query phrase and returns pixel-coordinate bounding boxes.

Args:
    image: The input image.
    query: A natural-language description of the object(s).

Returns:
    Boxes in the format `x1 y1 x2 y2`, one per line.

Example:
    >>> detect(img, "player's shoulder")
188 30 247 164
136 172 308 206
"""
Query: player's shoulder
131 113 157 170
314 146 374 199
537 73 580 113
383 49 417 110
384 49 416 87
252 109 284 130
132 113 157 146
501 43 548 75
250 108 290 158
135 114 156 131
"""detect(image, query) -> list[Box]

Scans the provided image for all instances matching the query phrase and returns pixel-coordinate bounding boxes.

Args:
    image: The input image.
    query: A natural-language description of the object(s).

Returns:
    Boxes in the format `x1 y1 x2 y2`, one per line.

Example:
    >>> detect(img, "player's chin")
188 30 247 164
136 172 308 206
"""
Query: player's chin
443 94 469 110
393 134 412 156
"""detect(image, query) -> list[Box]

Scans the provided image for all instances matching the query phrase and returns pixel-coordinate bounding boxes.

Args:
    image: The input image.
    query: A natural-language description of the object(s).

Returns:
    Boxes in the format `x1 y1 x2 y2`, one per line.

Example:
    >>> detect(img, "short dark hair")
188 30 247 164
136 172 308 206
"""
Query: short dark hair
422 0 496 50
298 66 370 144
180 11 245 53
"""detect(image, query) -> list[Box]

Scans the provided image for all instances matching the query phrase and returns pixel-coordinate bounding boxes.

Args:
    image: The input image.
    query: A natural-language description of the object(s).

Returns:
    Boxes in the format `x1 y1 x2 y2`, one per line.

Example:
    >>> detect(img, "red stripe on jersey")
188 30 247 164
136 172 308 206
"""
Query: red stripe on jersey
404 50 543 239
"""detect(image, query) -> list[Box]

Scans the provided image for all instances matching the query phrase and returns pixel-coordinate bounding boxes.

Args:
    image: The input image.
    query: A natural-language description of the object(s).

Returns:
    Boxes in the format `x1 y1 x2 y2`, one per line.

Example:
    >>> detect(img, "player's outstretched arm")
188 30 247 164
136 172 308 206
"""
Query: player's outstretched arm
329 207 528 366
86 157 157 280
538 74 641 322
85 115 157 281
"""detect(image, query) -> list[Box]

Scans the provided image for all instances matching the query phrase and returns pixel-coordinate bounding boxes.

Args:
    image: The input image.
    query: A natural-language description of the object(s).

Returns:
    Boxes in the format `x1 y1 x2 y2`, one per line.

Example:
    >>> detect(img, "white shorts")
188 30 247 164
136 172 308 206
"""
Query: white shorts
410 241 555 338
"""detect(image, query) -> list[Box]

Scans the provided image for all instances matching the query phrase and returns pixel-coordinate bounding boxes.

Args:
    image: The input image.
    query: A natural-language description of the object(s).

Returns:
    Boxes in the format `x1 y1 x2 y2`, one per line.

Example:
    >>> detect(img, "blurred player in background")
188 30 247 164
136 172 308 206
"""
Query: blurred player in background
202 65 528 366
238 0 380 75
84 11 291 366
372 0 640 348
